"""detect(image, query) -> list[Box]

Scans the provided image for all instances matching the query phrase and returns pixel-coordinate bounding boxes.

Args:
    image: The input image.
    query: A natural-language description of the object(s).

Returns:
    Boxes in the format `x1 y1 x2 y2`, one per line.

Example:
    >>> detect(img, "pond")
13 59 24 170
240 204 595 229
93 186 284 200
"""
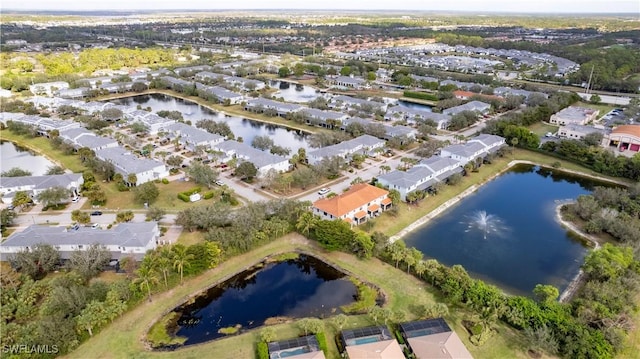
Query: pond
0 141 55 176
404 164 610 297
398 100 433 112
109 94 312 152
270 80 320 103
168 254 357 346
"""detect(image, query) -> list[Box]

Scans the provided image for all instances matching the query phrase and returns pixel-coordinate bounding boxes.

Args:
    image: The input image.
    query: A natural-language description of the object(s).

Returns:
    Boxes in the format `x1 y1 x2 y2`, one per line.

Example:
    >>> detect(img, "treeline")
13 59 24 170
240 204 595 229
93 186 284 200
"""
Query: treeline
565 185 640 243
176 199 309 255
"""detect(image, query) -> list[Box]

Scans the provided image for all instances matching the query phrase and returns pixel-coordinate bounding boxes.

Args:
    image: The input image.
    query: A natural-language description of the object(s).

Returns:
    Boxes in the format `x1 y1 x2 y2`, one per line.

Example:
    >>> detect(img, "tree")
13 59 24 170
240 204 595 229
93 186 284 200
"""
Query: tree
116 210 134 223
68 244 111 280
71 210 91 224
260 327 276 343
10 244 60 279
76 300 108 337
331 313 348 331
296 212 318 236
85 183 107 205
36 186 70 208
388 240 406 268
12 191 33 209
251 135 275 151
388 190 401 206
583 243 633 281
1 208 17 231
45 165 65 175
166 155 183 169
134 264 159 302
126 173 138 186
590 94 602 104
1 167 32 177
278 66 290 78
101 108 123 121
186 161 219 188
172 244 194 285
146 206 166 222
236 161 258 181
533 284 559 304
133 182 160 205
298 318 323 336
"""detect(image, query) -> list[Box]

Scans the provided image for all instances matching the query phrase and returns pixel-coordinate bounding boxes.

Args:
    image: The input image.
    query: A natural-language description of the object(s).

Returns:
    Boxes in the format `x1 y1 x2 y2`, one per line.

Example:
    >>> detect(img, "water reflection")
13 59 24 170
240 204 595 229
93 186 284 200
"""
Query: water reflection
0 141 55 176
271 80 320 103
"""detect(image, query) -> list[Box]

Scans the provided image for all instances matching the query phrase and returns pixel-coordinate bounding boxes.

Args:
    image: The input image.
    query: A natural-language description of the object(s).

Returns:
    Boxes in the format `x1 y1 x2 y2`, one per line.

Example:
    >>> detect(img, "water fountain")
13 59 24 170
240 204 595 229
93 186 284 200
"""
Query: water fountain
465 210 505 239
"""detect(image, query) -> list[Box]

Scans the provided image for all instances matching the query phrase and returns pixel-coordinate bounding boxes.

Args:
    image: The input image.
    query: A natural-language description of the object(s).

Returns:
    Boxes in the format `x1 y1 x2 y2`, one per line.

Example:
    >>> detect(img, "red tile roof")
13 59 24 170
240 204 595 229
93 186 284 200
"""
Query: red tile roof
612 125 640 139
312 183 389 218
368 204 381 212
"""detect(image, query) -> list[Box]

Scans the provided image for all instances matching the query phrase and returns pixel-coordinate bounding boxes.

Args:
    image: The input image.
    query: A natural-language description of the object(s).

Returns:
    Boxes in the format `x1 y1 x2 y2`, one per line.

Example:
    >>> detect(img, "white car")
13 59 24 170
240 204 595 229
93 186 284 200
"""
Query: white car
318 188 330 195
215 180 224 186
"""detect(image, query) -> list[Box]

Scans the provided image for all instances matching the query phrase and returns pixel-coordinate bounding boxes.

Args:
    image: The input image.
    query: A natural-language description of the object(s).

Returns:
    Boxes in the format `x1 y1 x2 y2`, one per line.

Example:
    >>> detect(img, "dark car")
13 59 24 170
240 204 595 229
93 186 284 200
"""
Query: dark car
90 211 103 216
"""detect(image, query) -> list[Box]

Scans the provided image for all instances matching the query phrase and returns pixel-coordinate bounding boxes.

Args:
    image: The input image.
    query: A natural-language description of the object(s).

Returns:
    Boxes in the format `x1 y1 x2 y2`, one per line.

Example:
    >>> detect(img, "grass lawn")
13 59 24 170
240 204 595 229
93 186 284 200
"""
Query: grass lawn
82 180 223 212
0 130 87 173
176 231 204 246
64 234 533 359
528 122 559 136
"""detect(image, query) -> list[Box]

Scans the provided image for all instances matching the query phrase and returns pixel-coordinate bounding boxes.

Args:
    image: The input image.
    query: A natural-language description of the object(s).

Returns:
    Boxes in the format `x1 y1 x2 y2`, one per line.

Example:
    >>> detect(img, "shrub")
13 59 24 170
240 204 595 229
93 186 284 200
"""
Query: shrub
403 91 439 101
177 193 190 202
315 332 328 353
162 178 170 184
203 191 215 200
256 342 269 359
178 187 202 202
552 161 561 168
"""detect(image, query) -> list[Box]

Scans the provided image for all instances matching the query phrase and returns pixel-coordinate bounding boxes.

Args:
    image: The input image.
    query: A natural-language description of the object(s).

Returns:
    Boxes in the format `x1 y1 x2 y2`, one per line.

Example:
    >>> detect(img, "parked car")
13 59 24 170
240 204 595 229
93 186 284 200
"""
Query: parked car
318 188 330 195
90 211 103 216
91 223 100 229
71 197 80 203
215 180 224 186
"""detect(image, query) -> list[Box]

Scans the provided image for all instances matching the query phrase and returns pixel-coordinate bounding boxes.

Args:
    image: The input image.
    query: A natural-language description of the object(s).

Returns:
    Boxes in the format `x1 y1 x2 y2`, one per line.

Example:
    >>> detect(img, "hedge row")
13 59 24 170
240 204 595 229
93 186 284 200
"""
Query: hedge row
403 90 438 101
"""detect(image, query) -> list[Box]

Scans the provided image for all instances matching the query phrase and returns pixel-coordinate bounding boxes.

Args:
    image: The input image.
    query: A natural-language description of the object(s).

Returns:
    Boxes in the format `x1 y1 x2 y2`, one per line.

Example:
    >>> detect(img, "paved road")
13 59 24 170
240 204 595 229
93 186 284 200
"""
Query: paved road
576 92 631 106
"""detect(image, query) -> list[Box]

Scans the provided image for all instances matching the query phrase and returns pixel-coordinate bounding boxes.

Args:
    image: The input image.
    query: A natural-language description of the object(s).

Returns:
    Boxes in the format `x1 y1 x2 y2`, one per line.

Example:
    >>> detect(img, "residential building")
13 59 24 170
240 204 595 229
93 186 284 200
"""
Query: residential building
604 125 640 153
340 326 404 359
377 156 462 201
268 335 326 359
312 183 391 225
59 128 118 151
221 75 265 91
56 87 90 99
196 84 244 104
0 222 160 261
558 124 605 140
174 65 214 77
442 101 491 116
307 135 385 165
1 173 84 204
29 81 70 96
165 122 224 151
549 106 599 126
440 134 505 165
327 76 368 90
127 110 176 135
330 95 386 112
213 140 290 176
400 318 473 359
301 108 349 128
384 106 451 129
244 98 304 117
95 146 169 185
0 114 80 134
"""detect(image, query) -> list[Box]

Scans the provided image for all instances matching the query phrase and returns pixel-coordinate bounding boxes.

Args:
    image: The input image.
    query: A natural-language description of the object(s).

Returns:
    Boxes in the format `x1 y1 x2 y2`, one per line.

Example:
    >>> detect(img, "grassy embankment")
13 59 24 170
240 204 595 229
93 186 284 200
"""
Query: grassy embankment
64 233 532 359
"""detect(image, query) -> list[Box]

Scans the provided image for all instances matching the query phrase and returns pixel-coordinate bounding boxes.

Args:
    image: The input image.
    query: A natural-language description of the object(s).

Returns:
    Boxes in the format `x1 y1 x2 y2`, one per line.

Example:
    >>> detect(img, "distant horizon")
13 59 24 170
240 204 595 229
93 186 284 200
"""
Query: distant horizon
1 0 638 14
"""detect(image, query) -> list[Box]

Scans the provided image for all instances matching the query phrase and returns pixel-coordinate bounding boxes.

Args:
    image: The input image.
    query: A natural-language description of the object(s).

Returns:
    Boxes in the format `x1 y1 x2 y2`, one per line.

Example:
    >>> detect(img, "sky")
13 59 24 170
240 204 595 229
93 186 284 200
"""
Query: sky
1 0 639 13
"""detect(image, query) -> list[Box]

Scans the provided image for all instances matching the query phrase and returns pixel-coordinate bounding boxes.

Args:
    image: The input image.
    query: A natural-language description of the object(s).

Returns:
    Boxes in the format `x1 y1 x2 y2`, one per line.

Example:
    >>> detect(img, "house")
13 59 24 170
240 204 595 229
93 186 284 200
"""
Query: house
1 173 84 204
220 75 265 91
340 326 404 359
244 98 304 117
29 81 70 96
442 101 491 116
1 114 81 134
165 122 224 151
174 65 214 77
558 124 605 140
196 84 244 104
0 222 160 261
604 125 640 153
327 76 368 90
268 335 326 359
377 156 462 201
549 106 599 126
440 134 505 165
128 110 176 135
56 87 90 99
330 95 386 112
160 76 194 92
95 147 169 185
194 71 225 83
312 183 391 225
384 106 451 129
213 140 290 176
307 135 385 165
0 89 12 98
59 128 118 151
301 108 349 128
399 318 473 359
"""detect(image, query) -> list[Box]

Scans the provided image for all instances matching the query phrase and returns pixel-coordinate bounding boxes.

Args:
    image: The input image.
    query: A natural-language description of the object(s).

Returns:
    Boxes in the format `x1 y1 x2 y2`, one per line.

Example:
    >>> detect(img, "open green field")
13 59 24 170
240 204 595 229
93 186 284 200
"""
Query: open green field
528 122 559 136
0 130 87 173
64 234 533 359
574 101 617 117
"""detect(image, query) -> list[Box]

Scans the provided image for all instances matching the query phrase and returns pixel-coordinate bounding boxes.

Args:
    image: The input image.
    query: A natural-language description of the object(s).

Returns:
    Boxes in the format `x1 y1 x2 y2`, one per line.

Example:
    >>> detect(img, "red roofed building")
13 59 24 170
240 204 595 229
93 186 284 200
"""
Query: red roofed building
605 125 640 153
312 183 391 225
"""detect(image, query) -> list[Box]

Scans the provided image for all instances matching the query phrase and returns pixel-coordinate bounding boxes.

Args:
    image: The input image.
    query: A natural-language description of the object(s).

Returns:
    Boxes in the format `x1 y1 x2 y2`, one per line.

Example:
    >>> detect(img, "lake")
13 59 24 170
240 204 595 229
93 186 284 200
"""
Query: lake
270 80 320 103
0 141 55 176
170 254 356 346
404 164 608 297
398 100 433 112
110 94 312 152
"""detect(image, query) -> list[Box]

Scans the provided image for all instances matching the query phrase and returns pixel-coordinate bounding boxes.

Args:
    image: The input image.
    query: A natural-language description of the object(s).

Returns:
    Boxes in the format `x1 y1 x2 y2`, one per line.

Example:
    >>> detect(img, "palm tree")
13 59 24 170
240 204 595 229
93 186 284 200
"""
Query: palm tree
156 247 173 288
296 212 318 236
134 265 159 302
415 260 427 279
172 244 194 285
127 173 138 187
